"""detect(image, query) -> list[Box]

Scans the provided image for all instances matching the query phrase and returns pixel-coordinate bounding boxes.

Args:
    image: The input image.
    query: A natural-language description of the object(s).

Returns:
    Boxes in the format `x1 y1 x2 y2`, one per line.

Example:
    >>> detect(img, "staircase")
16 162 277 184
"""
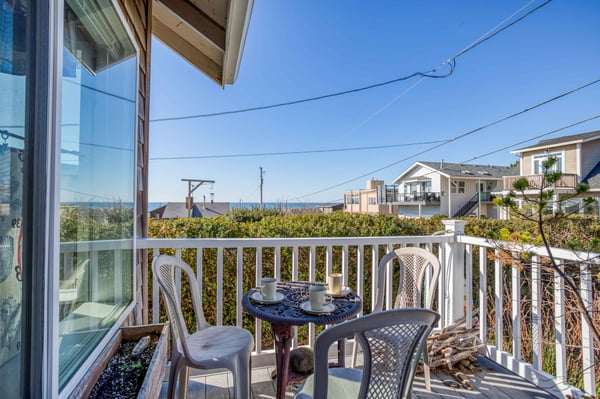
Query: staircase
453 193 479 217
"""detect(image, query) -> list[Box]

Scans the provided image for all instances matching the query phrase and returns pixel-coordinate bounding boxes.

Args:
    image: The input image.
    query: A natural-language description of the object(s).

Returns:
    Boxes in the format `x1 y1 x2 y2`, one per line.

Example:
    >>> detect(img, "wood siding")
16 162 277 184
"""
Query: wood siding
581 138 600 178
118 0 152 324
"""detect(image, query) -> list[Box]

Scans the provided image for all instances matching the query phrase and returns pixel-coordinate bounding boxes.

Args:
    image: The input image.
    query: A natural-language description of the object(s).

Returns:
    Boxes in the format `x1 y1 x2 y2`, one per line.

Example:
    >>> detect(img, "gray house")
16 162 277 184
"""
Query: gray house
391 161 518 218
150 202 231 219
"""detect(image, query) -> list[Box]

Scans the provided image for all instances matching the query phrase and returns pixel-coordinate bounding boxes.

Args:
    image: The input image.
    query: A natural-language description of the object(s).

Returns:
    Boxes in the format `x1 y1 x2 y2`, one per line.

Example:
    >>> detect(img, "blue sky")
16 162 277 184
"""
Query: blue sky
148 0 600 204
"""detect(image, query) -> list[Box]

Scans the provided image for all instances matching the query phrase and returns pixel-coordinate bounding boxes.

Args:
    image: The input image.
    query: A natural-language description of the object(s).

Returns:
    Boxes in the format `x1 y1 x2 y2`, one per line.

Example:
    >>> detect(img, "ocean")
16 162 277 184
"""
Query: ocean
148 201 330 211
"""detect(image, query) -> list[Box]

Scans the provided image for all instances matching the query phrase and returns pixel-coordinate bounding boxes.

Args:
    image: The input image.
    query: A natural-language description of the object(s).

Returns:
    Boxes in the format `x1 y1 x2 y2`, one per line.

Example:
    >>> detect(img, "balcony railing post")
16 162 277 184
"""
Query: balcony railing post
442 220 467 326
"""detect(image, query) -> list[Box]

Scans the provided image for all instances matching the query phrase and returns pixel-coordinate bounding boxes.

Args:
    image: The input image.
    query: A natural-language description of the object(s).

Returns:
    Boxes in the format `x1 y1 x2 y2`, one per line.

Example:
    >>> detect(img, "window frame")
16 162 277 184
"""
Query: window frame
50 1 140 397
532 151 564 174
451 180 465 194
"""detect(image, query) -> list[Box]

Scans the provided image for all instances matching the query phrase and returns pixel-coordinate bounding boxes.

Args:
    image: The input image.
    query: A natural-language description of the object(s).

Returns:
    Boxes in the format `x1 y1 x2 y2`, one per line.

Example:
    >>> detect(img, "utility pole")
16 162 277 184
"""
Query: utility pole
182 178 215 218
259 167 264 209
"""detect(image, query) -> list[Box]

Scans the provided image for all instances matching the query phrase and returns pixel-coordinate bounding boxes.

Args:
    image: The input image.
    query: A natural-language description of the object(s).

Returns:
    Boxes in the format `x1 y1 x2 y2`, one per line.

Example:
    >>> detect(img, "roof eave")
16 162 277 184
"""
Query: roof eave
152 0 254 87
222 0 254 87
512 134 600 154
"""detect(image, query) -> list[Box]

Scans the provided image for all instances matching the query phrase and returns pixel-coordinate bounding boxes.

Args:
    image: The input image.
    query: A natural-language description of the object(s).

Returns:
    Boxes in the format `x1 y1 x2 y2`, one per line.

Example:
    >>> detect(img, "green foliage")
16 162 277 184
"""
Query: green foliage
60 204 134 242
149 212 444 239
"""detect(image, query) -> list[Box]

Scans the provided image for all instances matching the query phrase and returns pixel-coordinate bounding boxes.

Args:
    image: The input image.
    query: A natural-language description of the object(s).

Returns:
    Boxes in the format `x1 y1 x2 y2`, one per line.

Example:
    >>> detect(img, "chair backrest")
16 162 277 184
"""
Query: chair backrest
152 255 211 358
374 247 440 312
312 308 440 399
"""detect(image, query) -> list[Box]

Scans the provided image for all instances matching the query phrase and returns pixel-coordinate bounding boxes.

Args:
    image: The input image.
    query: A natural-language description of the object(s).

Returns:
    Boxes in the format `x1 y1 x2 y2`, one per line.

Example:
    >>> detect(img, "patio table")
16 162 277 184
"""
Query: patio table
242 281 362 399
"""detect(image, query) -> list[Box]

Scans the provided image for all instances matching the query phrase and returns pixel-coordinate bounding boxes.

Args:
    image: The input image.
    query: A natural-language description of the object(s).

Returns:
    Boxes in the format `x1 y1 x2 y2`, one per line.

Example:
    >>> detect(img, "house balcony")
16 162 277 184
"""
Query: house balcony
397 192 442 205
60 221 598 398
503 173 578 191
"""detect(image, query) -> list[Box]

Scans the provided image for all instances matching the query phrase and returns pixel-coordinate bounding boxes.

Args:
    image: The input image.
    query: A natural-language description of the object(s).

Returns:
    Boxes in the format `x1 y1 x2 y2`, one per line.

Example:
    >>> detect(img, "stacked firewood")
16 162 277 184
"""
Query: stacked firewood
426 309 486 388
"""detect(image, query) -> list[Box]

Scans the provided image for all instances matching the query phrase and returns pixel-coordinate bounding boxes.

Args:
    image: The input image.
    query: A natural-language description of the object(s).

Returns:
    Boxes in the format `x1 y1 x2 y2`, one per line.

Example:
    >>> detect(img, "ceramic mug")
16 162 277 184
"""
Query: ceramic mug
308 285 331 310
328 273 343 295
260 277 277 299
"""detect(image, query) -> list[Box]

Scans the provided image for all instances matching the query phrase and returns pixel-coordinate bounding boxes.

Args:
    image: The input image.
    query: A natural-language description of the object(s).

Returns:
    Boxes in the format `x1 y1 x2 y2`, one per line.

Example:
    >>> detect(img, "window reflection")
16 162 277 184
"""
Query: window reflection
0 1 26 397
58 0 136 390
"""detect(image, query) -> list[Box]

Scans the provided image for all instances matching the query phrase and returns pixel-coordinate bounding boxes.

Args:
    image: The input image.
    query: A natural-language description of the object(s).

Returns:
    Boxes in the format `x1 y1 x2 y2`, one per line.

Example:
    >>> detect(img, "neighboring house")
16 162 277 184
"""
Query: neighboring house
150 202 231 218
391 161 518 218
343 179 399 215
497 131 600 218
0 1 254 398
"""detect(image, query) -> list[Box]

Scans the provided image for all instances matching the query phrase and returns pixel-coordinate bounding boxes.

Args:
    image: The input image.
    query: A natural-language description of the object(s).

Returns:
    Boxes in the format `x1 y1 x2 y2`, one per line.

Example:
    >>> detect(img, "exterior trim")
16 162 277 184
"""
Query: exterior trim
20 1 53 397
222 0 254 85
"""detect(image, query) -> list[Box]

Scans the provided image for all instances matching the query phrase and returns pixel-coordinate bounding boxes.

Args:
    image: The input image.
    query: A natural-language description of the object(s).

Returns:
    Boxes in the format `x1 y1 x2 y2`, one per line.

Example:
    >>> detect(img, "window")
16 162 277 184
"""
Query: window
451 180 465 194
58 0 137 391
533 152 563 174
368 196 377 205
0 2 27 397
351 194 359 204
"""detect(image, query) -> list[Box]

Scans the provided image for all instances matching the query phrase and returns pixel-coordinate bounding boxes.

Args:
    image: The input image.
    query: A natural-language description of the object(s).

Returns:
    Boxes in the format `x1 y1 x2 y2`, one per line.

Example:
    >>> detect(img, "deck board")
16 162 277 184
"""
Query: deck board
158 356 558 398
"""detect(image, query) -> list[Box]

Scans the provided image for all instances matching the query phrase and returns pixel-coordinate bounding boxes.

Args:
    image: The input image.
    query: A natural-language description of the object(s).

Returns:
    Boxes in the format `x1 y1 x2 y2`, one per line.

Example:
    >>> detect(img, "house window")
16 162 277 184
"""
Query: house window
58 0 137 391
451 181 465 194
351 194 359 204
368 197 377 205
533 152 563 174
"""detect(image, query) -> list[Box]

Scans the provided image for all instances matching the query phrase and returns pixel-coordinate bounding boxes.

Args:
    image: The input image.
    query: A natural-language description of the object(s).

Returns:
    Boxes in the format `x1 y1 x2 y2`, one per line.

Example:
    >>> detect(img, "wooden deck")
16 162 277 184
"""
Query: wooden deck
157 356 558 399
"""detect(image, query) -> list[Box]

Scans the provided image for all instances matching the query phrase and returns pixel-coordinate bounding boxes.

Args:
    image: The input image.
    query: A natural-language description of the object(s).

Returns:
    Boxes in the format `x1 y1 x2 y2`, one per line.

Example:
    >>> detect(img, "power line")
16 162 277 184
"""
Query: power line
290 77 600 200
149 140 447 160
390 114 600 183
377 113 600 185
150 60 455 122
344 0 545 136
150 0 552 123
459 114 600 164
449 0 552 61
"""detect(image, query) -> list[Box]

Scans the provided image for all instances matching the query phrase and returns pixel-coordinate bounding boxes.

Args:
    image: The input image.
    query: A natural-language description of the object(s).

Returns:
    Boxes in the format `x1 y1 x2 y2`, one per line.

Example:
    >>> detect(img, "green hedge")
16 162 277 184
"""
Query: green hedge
148 211 599 349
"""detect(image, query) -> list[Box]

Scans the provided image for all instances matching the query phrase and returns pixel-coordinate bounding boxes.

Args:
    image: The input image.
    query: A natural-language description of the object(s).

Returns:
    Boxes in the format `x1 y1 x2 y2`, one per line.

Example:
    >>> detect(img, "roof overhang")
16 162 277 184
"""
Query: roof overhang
152 0 254 87
510 133 600 155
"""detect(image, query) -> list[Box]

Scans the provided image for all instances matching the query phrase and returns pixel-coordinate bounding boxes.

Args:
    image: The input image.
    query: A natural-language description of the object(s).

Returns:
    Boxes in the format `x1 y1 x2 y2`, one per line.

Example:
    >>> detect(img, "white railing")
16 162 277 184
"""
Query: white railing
457 234 598 398
137 235 450 354
59 222 599 398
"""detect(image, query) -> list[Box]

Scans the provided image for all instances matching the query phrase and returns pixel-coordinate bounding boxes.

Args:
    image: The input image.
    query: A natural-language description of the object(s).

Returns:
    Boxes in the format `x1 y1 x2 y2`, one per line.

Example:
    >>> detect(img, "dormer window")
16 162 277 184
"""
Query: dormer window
533 152 563 174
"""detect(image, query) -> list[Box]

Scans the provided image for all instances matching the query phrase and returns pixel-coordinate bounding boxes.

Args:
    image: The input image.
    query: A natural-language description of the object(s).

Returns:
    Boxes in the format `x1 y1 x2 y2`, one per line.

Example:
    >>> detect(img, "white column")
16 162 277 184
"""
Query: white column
442 219 467 325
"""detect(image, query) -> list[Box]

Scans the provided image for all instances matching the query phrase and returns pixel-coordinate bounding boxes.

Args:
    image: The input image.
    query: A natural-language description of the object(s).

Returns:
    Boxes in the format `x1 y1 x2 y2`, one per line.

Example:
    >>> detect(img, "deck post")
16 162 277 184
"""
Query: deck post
442 220 467 325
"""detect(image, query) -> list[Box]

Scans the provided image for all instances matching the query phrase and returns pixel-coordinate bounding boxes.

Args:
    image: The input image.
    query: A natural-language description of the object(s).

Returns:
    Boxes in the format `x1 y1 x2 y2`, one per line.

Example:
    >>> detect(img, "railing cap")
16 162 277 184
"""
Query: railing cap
442 219 467 234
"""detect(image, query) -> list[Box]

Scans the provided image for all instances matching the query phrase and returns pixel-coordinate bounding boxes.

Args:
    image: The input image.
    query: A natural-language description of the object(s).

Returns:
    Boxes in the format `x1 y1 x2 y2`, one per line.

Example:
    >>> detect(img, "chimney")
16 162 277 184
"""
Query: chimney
440 159 444 169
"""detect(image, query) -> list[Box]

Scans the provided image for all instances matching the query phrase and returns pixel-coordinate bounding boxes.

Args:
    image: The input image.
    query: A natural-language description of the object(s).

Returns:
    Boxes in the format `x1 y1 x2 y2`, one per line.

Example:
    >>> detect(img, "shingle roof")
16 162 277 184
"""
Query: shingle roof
149 202 231 218
513 130 600 152
417 161 519 178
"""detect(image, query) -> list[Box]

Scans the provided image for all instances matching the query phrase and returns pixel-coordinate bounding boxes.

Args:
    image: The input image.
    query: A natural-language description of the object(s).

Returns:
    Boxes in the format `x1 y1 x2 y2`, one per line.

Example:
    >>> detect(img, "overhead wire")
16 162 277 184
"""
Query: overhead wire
149 0 552 123
149 60 455 122
458 114 600 164
385 114 600 184
289 77 600 200
375 113 600 187
149 139 447 160
344 0 543 135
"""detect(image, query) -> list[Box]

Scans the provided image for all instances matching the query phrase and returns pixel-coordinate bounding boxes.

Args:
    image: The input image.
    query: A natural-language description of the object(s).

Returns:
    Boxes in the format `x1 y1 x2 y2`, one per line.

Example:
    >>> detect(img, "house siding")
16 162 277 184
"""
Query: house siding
521 144 579 176
118 0 152 324
581 138 600 178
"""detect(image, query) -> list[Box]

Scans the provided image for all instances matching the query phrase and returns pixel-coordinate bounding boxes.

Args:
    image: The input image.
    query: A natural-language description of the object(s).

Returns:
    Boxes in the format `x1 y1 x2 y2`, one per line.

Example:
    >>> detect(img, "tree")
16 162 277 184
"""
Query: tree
494 156 600 344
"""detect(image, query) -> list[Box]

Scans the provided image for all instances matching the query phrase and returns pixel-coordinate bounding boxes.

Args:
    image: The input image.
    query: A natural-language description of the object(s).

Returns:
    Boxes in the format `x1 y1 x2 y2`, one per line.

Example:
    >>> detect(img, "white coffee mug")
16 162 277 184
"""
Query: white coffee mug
260 277 277 299
309 285 330 310
328 273 343 295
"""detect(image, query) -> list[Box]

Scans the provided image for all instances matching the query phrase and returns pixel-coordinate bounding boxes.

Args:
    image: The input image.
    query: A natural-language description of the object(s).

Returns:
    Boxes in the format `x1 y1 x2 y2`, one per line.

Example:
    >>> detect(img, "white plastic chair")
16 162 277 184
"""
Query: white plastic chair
153 255 254 399
352 247 441 390
295 308 440 399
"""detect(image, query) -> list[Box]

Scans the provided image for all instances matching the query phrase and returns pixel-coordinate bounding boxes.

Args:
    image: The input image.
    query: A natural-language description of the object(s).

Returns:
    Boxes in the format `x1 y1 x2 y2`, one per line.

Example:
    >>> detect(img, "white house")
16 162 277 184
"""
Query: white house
392 161 518 218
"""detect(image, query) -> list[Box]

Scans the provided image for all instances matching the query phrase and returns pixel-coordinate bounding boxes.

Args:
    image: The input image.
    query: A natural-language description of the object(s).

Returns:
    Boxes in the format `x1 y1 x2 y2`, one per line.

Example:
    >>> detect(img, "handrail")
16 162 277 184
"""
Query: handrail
58 232 598 397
